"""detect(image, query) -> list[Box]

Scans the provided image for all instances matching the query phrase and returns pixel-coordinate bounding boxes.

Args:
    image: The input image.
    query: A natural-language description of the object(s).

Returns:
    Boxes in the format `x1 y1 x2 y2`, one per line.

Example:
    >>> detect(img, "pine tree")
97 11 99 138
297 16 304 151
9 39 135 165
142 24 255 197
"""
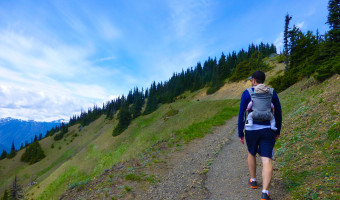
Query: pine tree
112 103 132 136
143 82 158 115
284 13 292 71
0 150 7 160
7 142 16 159
10 176 23 200
38 133 43 141
327 0 340 43
131 88 144 119
21 141 46 164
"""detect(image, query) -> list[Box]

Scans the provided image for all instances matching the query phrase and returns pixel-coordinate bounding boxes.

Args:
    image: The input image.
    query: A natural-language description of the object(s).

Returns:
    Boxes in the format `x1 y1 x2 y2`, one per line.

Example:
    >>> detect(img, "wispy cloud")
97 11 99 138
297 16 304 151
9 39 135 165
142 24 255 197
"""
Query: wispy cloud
274 32 284 54
0 29 117 121
167 0 212 39
93 56 116 63
296 21 305 29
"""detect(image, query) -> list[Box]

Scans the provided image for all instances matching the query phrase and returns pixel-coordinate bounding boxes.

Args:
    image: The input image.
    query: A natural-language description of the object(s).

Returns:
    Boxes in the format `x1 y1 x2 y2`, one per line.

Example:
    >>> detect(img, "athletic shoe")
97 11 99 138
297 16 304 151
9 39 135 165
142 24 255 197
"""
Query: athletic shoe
248 179 258 189
261 192 271 200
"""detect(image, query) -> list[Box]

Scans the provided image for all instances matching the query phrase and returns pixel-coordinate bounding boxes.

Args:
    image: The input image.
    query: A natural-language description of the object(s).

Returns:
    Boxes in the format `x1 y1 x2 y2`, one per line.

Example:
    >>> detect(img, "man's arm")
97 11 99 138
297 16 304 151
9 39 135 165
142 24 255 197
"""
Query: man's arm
272 91 282 136
238 90 251 139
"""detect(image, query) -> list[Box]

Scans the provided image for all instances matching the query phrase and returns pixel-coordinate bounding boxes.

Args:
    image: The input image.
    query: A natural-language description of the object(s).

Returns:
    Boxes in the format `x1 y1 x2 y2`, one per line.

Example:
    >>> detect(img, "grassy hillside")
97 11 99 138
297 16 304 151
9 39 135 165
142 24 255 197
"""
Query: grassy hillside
0 89 240 199
0 115 113 196
0 55 284 199
275 75 339 199
33 99 240 199
1 56 338 199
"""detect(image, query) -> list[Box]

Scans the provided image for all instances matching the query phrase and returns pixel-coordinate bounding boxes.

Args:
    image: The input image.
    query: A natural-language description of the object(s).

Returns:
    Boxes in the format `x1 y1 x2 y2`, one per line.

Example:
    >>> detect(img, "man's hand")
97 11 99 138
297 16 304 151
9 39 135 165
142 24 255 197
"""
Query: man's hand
239 137 244 144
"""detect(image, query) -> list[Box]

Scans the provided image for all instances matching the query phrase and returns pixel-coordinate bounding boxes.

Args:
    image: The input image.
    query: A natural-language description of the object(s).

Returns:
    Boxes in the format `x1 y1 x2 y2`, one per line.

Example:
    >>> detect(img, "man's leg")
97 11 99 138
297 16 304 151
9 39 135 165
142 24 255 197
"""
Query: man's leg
261 156 273 190
248 152 257 179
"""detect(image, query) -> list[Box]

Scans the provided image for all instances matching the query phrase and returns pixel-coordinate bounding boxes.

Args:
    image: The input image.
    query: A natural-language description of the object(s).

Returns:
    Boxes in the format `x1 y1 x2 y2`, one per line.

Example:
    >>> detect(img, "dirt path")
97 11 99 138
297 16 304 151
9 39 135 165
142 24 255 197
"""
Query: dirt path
136 117 237 200
138 116 285 200
205 121 284 200
62 116 285 199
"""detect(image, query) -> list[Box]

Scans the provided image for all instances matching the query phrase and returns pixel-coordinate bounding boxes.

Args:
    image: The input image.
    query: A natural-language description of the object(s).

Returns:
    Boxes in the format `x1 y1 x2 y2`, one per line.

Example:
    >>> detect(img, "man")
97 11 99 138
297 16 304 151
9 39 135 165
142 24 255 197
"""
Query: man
238 70 282 200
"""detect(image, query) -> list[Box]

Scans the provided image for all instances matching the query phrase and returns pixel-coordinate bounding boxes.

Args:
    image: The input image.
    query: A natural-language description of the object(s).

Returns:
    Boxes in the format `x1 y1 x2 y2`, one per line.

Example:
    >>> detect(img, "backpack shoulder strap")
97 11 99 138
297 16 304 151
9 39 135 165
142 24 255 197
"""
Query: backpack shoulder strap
246 87 254 100
269 88 274 96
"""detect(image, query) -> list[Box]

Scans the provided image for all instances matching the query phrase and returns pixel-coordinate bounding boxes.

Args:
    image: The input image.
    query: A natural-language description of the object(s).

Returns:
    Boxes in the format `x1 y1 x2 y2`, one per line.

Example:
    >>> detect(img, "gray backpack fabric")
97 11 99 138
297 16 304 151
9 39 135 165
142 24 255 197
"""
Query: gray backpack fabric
247 87 274 121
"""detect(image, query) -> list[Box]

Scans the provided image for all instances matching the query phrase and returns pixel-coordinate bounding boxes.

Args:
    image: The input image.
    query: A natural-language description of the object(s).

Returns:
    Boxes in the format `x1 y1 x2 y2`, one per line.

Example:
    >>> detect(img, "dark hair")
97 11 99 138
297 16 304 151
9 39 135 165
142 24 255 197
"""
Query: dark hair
254 78 264 84
251 71 265 83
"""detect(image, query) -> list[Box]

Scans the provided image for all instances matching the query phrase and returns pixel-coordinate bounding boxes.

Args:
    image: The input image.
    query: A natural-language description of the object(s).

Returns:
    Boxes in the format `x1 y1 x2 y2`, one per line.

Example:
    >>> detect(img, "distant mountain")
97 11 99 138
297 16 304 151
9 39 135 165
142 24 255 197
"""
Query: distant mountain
0 118 63 152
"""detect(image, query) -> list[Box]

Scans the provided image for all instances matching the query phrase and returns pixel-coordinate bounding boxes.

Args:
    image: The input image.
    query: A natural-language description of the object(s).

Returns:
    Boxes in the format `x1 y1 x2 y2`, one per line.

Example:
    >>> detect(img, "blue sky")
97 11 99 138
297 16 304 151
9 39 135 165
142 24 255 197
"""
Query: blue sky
0 0 329 121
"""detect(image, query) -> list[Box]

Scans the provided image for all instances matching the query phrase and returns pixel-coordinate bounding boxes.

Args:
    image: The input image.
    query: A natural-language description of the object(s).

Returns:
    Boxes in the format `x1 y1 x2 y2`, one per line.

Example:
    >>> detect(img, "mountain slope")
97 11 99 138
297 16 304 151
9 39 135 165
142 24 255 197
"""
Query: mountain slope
60 65 339 200
273 74 339 199
1 58 337 199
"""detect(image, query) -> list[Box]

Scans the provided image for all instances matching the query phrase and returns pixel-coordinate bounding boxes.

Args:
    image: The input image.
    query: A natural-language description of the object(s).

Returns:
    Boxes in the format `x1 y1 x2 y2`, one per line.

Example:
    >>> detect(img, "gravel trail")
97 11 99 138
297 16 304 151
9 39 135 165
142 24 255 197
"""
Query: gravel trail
136 117 237 200
63 116 285 199
205 122 284 200
138 116 285 200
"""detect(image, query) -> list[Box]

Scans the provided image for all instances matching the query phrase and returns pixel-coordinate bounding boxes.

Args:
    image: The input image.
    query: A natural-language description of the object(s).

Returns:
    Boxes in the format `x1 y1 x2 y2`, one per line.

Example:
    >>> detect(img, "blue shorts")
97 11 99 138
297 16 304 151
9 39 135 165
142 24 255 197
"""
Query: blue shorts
245 128 276 159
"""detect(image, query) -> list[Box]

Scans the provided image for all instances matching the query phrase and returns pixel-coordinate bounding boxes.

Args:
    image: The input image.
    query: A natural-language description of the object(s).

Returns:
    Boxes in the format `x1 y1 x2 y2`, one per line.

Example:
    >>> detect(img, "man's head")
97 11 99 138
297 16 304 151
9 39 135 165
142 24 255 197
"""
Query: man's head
249 70 265 86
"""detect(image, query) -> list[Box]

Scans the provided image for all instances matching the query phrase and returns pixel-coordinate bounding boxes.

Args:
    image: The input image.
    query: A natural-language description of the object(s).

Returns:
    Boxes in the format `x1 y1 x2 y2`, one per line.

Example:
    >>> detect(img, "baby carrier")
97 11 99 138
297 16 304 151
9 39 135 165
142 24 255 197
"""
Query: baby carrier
246 87 274 121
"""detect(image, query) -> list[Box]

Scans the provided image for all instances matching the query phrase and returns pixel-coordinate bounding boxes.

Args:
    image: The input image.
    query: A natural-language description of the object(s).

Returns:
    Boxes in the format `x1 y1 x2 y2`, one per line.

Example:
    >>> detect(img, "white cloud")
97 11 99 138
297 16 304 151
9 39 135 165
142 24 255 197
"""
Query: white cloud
0 75 112 121
296 21 305 29
0 30 95 77
94 56 116 63
274 32 284 54
0 84 78 121
0 29 121 122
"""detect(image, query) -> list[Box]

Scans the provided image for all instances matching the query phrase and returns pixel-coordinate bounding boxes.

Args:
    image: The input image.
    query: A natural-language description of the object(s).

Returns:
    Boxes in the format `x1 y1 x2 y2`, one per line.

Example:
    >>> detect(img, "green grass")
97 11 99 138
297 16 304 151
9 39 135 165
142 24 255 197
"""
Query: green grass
68 178 91 190
37 149 75 177
275 75 340 199
29 98 239 199
328 122 340 141
177 102 239 142
125 173 142 182
0 116 111 199
36 166 89 200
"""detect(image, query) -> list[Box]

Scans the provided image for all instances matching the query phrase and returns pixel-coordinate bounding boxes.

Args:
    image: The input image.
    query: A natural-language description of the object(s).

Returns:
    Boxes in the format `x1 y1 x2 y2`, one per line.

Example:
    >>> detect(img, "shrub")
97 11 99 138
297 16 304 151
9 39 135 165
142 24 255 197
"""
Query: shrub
206 82 224 95
163 109 179 119
314 55 340 81
125 173 142 182
277 54 285 63
327 122 340 141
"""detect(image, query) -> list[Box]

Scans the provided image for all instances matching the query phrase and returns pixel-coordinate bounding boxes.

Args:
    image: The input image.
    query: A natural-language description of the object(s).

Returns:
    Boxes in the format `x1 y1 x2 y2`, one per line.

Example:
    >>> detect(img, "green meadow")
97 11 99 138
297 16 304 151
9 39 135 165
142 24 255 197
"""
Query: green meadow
0 90 239 199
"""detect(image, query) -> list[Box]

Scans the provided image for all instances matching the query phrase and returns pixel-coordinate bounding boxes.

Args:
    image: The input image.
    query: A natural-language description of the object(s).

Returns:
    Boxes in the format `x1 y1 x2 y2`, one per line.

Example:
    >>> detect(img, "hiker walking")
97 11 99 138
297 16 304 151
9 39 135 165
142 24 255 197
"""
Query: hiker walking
238 70 282 200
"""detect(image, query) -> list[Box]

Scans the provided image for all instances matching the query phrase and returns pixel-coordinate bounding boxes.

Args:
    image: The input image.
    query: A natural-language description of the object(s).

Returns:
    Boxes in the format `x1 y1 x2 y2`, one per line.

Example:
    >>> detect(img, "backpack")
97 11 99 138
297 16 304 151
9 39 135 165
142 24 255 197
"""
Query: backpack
246 87 274 121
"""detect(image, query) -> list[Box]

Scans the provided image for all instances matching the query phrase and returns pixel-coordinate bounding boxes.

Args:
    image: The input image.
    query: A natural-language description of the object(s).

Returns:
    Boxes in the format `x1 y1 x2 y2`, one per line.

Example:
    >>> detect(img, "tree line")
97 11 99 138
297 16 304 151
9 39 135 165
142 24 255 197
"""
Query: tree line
270 0 340 92
0 41 277 162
